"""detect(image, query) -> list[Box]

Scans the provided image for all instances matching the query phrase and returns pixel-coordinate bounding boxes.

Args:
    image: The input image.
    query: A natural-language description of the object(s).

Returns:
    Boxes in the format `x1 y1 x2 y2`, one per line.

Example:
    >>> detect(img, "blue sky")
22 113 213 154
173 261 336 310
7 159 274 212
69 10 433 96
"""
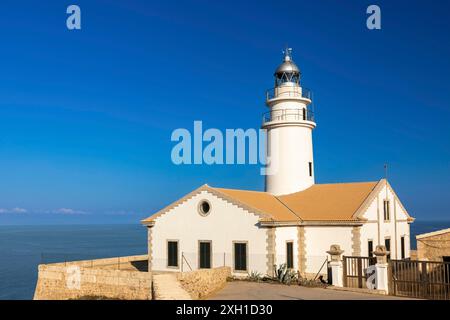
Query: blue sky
0 0 449 224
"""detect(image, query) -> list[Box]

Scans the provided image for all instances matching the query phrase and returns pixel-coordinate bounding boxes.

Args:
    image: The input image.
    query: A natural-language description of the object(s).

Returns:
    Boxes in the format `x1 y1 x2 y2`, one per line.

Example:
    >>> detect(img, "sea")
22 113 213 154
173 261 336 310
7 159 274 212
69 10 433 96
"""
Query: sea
0 221 449 300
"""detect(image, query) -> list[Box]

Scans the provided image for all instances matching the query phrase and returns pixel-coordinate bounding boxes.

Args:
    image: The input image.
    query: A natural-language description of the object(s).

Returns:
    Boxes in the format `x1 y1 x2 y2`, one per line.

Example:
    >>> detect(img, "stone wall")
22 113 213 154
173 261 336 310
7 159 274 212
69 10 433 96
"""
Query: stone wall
417 232 450 261
34 255 152 300
42 254 149 270
177 267 231 299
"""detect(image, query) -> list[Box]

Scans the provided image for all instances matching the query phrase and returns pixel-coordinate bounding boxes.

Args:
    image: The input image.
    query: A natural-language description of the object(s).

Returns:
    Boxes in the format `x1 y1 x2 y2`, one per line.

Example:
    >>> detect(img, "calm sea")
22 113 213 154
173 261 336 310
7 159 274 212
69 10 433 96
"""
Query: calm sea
0 221 449 300
0 224 146 300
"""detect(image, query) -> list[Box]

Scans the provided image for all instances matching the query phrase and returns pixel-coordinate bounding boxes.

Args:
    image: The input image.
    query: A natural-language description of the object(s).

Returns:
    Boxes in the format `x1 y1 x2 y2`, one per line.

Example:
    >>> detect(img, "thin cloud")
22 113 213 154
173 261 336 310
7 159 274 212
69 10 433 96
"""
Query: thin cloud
104 210 147 216
52 208 88 215
0 207 28 214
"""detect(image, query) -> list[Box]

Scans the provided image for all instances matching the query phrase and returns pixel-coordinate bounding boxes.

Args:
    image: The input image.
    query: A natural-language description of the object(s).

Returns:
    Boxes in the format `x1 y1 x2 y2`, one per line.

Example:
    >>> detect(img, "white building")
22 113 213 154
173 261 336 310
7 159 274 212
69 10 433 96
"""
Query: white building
142 49 414 278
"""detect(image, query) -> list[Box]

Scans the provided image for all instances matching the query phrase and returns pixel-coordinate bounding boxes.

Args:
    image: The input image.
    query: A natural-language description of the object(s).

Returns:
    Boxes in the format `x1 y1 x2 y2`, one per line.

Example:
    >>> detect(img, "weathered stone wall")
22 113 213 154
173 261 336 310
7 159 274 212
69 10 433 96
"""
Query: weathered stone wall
417 232 450 261
34 255 152 300
43 254 149 270
177 267 231 299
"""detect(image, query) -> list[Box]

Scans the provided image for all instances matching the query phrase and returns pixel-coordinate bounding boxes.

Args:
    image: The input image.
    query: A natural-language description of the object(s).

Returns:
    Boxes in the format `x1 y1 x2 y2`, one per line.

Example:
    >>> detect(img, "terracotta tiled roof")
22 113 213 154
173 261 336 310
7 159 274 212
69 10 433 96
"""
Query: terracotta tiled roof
277 181 379 221
214 181 378 222
213 188 300 222
142 180 392 224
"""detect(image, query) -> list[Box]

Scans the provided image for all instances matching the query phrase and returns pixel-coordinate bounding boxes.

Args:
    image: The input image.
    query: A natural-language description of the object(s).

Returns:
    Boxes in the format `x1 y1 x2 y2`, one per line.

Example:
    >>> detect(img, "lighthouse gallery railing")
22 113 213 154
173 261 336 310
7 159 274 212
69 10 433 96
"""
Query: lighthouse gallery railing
266 86 313 101
262 108 315 124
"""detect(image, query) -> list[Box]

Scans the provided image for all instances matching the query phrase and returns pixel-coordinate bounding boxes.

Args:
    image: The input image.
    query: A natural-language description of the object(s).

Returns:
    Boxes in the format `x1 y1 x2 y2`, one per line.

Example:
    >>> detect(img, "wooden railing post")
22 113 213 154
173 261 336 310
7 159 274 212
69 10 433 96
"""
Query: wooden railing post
343 257 347 287
357 258 363 288
421 261 428 298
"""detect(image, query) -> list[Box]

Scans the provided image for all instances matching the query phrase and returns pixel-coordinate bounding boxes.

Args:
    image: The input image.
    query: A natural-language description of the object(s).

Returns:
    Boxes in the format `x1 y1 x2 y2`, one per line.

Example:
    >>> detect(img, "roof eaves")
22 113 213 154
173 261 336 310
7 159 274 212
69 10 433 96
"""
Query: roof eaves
260 219 364 227
208 187 274 221
140 184 211 224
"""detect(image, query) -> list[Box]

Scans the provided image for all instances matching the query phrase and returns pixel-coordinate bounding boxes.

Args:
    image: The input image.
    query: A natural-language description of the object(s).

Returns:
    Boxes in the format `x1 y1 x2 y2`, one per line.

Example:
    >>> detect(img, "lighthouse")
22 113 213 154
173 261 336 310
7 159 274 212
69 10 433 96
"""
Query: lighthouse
263 48 316 195
142 48 414 278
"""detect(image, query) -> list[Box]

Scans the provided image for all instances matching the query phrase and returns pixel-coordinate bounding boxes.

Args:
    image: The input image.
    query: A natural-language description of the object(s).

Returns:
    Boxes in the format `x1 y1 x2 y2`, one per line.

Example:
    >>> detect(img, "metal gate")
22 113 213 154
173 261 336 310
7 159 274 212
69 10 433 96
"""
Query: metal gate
343 256 376 289
390 259 450 300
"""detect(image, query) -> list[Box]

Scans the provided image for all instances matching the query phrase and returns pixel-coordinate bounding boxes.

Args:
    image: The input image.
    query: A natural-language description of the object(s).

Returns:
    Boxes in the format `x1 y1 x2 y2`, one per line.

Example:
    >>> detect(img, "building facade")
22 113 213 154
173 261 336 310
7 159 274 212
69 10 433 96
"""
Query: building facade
142 50 414 278
416 229 450 262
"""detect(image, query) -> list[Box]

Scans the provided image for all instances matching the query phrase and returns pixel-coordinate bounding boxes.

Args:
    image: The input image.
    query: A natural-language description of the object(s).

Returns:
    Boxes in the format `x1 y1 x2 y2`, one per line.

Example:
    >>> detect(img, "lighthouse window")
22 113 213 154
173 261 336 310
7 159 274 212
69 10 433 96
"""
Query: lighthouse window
198 200 211 216
308 162 312 177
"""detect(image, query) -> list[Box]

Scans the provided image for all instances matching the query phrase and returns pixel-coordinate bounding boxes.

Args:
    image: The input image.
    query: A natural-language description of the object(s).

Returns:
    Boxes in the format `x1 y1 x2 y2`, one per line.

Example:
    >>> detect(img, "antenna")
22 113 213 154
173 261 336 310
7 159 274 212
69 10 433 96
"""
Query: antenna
283 46 293 61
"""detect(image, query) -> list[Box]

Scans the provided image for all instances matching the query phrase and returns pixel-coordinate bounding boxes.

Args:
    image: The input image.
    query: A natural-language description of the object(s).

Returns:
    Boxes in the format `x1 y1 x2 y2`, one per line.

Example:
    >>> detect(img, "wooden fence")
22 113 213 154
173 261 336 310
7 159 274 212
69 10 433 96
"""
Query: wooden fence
390 259 450 300
343 256 376 289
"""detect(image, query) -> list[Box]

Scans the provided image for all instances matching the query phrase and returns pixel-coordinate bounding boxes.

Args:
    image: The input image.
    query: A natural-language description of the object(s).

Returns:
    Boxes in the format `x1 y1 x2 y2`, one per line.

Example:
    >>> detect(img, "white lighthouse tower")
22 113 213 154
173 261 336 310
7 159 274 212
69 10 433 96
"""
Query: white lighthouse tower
263 48 316 195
